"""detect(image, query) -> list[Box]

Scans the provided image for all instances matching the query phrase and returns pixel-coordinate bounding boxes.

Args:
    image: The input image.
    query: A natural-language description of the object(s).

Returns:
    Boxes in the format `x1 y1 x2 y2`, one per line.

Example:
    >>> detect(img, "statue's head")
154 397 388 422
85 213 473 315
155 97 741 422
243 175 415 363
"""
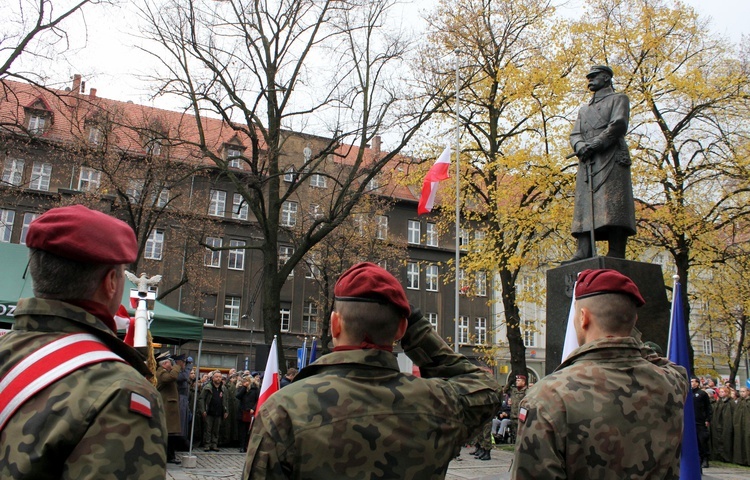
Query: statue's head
586 65 613 92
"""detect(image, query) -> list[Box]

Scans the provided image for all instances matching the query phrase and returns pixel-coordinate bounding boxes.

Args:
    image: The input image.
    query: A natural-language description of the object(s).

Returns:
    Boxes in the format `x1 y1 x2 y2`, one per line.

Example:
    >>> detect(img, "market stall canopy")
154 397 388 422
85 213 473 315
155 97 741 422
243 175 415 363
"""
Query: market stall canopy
0 242 203 342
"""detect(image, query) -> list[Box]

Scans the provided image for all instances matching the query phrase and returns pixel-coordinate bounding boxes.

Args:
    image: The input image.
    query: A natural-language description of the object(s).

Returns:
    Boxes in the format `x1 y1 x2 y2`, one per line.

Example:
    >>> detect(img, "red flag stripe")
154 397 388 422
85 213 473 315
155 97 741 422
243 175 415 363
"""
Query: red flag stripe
256 337 279 416
418 147 452 215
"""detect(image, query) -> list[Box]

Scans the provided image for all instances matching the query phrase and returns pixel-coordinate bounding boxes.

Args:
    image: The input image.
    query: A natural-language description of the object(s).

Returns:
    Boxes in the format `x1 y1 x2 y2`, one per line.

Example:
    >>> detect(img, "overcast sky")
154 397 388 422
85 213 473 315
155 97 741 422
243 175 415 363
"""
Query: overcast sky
30 0 750 107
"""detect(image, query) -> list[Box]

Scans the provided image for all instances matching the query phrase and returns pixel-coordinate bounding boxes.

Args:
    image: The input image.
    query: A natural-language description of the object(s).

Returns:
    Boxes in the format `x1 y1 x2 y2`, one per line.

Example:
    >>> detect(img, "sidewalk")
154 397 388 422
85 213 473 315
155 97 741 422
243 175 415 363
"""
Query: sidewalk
167 445 750 480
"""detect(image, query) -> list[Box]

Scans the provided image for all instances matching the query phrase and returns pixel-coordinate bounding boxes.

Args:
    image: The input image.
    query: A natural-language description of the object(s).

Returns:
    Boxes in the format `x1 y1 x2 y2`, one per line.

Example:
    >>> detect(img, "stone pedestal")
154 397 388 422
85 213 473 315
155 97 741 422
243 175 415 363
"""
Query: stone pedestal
545 257 670 375
181 454 197 468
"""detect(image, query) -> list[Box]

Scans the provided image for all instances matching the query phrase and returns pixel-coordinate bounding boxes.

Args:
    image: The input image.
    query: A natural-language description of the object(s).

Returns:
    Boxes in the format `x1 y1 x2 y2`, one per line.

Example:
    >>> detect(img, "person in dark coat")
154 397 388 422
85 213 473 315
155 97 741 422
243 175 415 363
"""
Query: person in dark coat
734 387 750 466
692 376 713 468
567 65 636 262
236 375 260 452
157 353 183 464
711 386 734 463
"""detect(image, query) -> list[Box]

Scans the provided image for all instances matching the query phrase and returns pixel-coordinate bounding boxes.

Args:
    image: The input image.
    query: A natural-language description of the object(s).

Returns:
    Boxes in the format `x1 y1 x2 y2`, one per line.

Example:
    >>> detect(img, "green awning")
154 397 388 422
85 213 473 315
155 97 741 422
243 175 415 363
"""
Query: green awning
0 242 204 342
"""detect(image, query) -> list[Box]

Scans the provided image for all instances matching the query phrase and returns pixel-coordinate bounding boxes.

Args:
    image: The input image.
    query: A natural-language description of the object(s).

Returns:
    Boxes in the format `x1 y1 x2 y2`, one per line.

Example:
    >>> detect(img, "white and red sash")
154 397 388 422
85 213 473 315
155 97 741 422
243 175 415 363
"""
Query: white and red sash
0 333 125 432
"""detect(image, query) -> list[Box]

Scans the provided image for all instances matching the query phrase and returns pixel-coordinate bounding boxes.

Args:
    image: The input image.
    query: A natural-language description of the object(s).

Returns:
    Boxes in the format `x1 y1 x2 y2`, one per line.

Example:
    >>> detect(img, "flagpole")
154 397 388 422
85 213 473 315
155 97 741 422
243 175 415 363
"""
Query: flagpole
667 274 679 355
454 49 461 353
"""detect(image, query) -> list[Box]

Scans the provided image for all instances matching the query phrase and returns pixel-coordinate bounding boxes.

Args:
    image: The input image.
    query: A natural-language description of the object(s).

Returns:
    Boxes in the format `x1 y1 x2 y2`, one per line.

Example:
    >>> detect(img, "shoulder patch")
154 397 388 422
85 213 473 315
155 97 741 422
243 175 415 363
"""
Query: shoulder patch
129 392 152 418
519 407 528 423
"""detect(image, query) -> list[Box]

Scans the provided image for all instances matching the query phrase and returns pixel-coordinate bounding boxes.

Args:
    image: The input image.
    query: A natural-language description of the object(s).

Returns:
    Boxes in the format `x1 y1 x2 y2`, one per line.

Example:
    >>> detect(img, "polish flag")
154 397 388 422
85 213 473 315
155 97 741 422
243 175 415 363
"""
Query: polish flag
417 147 452 215
114 305 136 346
256 336 279 415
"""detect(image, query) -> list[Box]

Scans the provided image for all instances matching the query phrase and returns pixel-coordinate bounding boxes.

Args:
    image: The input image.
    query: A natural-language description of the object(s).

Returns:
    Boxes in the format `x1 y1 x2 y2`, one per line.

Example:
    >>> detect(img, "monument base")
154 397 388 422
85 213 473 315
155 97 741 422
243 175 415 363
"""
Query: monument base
181 454 197 468
545 257 670 375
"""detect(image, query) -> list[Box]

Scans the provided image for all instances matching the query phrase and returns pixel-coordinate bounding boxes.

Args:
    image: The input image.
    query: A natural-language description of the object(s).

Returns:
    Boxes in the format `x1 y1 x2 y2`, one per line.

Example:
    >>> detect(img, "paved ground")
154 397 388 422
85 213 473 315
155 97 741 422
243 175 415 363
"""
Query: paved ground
167 445 750 479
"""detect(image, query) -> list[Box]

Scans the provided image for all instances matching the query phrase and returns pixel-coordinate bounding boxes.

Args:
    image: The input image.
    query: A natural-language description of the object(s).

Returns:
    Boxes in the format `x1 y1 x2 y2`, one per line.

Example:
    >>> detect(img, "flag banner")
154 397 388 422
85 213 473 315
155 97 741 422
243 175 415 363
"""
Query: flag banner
667 280 701 480
256 337 279 415
308 337 318 365
418 147 452 215
561 282 579 362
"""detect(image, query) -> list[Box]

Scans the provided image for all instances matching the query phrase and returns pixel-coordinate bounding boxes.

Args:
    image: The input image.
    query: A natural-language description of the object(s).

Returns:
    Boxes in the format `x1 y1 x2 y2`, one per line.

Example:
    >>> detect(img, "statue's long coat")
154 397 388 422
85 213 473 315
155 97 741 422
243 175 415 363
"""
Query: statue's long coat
570 86 636 239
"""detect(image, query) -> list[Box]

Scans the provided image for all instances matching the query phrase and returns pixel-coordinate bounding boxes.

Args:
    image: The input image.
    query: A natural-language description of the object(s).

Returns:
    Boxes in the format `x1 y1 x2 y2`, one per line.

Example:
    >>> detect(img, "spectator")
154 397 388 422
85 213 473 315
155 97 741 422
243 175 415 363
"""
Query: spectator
280 367 298 388
711 386 734 463
0 205 167 477
512 269 688 479
734 387 750 466
174 354 192 449
199 370 229 452
692 376 712 468
236 375 260 452
243 262 501 478
156 353 183 464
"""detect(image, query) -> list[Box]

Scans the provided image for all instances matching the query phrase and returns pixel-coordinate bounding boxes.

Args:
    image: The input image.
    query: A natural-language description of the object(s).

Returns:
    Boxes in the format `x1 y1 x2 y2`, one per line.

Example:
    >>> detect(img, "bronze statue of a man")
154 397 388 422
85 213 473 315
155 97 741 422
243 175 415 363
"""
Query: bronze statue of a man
567 65 636 262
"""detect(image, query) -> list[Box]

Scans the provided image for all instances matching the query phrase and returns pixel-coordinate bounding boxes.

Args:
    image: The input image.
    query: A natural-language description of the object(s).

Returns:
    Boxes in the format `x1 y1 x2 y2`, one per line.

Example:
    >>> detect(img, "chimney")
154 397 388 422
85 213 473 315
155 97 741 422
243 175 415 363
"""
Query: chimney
372 135 381 154
89 88 97 99
72 75 81 94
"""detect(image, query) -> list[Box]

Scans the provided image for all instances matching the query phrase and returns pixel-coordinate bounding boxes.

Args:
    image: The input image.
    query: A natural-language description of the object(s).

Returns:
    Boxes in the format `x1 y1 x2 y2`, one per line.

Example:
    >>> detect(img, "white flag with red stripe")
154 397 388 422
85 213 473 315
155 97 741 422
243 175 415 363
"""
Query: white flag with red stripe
418 147 452 215
114 305 136 346
256 336 279 415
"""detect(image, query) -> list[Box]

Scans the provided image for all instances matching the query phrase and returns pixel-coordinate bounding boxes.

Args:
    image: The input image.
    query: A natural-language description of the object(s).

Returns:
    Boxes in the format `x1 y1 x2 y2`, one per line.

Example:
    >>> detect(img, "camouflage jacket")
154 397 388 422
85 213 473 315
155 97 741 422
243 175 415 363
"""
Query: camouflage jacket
512 336 688 480
243 317 502 479
0 297 167 479
509 385 527 421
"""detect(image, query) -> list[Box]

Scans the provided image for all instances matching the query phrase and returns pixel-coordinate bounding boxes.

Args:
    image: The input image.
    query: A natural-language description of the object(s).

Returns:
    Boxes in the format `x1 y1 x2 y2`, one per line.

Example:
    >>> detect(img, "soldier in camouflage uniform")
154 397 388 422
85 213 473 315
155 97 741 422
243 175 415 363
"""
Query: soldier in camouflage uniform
0 205 167 479
512 269 688 479
243 262 502 479
505 373 527 444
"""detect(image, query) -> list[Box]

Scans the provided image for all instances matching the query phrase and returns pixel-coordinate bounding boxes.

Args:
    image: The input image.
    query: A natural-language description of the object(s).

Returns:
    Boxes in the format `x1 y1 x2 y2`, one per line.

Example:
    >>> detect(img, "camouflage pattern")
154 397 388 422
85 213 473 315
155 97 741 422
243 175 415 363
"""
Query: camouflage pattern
512 336 688 480
509 385 526 422
0 297 167 479
243 317 501 479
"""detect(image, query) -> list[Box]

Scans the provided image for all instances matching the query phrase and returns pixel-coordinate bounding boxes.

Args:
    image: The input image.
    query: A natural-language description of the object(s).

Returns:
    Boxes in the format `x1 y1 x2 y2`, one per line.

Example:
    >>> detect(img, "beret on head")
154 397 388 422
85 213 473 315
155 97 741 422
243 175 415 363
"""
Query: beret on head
26 205 137 264
575 269 645 307
586 65 614 78
516 374 527 381
334 262 410 318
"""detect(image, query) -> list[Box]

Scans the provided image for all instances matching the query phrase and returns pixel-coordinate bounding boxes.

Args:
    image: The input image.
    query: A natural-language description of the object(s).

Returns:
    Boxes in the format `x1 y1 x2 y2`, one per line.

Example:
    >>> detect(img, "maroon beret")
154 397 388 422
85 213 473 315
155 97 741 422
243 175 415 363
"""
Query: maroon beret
575 269 645 307
26 205 137 264
516 374 527 381
334 262 410 318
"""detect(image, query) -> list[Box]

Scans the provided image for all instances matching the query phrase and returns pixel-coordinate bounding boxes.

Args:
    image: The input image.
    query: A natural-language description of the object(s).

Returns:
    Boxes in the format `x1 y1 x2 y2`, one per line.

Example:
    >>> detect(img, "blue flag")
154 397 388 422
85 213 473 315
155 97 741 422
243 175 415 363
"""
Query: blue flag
667 280 702 480
308 337 318 365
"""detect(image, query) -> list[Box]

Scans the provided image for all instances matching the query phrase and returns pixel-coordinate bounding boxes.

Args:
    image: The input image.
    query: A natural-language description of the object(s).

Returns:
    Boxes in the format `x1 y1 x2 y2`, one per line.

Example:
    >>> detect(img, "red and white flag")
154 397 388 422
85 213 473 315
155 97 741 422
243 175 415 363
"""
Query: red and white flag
256 336 279 415
418 147 452 215
114 305 136 346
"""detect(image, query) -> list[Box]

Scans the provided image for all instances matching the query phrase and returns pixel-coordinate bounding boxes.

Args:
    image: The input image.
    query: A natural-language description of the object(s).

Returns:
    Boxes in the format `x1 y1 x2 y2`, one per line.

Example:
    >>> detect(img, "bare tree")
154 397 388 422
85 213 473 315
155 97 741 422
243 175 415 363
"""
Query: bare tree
136 0 450 363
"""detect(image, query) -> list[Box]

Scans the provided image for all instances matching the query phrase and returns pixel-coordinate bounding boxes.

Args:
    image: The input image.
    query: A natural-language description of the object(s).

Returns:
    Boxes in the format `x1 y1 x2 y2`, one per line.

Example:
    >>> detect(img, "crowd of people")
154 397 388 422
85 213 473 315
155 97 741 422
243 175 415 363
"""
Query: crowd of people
692 376 750 468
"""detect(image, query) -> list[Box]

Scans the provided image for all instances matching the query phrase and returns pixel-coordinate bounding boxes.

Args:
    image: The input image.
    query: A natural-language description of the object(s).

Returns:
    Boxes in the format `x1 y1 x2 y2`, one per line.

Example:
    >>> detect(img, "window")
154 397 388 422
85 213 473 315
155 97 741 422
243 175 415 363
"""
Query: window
523 320 536 347
200 294 217 326
476 271 487 297
427 313 438 331
309 204 322 219
305 253 320 279
303 302 318 334
425 264 438 291
2 158 24 186
353 214 365 236
153 188 169 208
232 193 248 220
146 138 163 156
475 317 487 345
28 113 47 134
459 228 469 250
702 338 713 355
20 212 39 245
224 296 241 328
126 180 143 204
407 262 419 290
279 245 294 276
366 175 379 191
226 146 242 168
284 166 297 183
228 240 246 270
204 237 222 267
408 220 421 244
0 209 15 243
474 230 486 246
426 222 438 247
29 162 51 191
459 268 469 294
310 173 327 188
281 201 298 227
88 126 104 145
280 308 291 332
459 316 469 344
375 215 388 240
78 167 101 192
144 229 164 260
208 190 226 217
